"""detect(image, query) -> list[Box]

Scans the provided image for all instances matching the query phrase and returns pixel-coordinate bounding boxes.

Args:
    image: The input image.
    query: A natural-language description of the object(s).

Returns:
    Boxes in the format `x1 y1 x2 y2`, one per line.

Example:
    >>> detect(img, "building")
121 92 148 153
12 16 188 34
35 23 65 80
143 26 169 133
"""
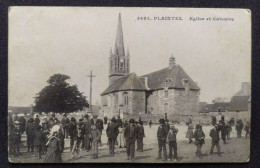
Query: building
101 14 200 121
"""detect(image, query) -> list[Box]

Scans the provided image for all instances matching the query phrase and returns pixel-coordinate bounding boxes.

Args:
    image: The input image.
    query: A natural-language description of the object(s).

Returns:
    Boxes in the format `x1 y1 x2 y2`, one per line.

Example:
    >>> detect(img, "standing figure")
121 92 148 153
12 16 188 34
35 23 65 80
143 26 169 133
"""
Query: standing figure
226 121 232 140
167 125 178 161
33 125 45 159
18 116 26 134
34 114 40 126
10 121 22 157
157 118 168 161
186 118 194 143
165 119 170 133
69 117 77 151
83 114 92 151
244 122 250 139
61 114 70 139
118 124 125 148
104 116 108 124
194 124 205 158
26 118 35 152
91 125 101 159
106 117 119 154
149 120 153 128
136 121 145 152
235 119 244 138
44 127 62 163
91 115 104 146
124 119 138 161
209 125 221 157
220 121 227 144
71 121 84 158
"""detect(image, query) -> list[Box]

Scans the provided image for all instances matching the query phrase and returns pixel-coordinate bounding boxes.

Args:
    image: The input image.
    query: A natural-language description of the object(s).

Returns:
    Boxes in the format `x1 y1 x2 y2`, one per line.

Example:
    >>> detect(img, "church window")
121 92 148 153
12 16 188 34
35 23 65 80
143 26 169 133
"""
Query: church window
165 90 168 98
123 92 128 106
120 59 124 70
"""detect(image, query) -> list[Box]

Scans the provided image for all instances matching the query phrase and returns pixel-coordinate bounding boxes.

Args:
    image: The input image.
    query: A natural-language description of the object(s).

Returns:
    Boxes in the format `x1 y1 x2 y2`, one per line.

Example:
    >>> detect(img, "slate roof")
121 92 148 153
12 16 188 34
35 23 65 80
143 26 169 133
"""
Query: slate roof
203 102 229 112
101 73 147 95
229 96 250 111
141 65 200 91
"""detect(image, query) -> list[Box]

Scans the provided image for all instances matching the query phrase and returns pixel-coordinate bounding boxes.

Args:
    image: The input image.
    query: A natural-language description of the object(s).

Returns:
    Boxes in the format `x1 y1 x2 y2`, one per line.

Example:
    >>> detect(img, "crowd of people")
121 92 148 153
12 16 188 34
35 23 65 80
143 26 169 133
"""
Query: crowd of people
8 112 250 163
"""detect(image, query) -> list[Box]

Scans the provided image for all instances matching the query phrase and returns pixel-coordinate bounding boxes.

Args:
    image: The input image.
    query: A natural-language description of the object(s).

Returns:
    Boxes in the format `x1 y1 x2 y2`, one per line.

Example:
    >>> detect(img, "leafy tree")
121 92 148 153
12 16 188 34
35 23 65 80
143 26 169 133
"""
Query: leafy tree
33 74 89 113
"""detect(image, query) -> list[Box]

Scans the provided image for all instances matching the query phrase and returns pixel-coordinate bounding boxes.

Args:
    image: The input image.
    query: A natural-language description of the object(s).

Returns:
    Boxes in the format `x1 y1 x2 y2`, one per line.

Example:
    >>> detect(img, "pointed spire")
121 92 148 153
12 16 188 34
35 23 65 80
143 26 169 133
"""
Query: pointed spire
114 13 125 56
126 48 130 57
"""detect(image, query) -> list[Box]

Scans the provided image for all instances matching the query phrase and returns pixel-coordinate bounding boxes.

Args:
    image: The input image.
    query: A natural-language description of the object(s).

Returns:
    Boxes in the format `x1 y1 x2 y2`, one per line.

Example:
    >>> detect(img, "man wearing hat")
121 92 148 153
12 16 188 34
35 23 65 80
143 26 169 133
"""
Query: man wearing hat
69 117 77 151
61 114 70 139
194 124 205 158
124 119 138 160
26 118 35 152
106 117 119 154
136 121 145 152
10 121 22 157
157 118 168 161
209 124 221 156
71 120 84 158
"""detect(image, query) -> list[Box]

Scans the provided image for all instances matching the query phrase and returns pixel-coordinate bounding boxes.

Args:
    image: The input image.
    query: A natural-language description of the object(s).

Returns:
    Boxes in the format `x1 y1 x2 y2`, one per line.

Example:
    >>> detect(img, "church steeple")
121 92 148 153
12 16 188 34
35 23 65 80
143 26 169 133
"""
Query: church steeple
109 13 130 85
114 13 125 56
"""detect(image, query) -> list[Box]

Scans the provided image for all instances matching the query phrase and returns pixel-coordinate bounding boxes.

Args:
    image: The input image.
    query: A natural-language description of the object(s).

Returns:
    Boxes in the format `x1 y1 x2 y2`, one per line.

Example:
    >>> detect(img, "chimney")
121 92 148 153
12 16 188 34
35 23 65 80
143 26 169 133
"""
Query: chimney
169 54 175 67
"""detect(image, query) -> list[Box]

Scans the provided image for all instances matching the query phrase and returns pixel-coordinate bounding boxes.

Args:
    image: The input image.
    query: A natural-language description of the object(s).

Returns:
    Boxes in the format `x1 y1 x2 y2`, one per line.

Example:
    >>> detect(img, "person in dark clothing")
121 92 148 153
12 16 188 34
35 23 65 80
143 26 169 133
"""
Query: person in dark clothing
18 116 26 134
42 117 51 154
186 118 194 143
219 121 227 144
236 120 244 138
104 116 108 124
244 122 250 139
10 121 22 157
157 118 168 161
61 114 70 139
83 114 92 151
166 125 178 161
69 117 77 151
44 130 62 163
26 118 35 152
226 121 232 140
71 121 84 158
194 124 205 158
136 121 145 152
124 119 138 161
34 114 40 126
149 120 153 128
106 117 119 154
209 125 221 156
33 125 45 159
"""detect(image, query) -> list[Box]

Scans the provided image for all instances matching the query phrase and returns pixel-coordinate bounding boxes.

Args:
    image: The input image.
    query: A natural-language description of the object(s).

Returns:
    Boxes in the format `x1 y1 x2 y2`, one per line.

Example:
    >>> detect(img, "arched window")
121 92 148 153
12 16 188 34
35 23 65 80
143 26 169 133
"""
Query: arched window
165 90 168 98
123 92 128 106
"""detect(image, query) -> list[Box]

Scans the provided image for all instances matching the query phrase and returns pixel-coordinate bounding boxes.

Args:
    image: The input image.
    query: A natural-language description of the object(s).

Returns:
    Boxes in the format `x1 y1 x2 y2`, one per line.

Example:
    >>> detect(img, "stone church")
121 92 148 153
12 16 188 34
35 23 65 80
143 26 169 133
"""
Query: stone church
101 14 200 121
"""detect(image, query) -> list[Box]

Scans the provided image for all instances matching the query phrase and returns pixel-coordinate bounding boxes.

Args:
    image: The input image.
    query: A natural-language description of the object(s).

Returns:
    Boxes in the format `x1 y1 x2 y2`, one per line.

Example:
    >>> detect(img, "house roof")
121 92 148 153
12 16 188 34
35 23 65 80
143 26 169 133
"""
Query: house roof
229 96 250 111
101 73 147 95
203 102 229 112
141 65 200 91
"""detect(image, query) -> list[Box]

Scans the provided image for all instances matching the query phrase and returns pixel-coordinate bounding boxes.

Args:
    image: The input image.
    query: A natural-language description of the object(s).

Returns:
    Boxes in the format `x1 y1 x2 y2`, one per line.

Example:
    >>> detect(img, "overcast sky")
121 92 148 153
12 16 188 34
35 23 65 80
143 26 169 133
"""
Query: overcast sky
8 7 251 107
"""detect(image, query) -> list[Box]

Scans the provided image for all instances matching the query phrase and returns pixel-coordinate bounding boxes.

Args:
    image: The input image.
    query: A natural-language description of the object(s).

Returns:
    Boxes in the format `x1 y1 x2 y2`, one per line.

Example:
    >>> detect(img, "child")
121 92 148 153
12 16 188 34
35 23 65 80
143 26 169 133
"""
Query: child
91 125 101 159
167 125 178 161
33 125 45 159
194 124 205 158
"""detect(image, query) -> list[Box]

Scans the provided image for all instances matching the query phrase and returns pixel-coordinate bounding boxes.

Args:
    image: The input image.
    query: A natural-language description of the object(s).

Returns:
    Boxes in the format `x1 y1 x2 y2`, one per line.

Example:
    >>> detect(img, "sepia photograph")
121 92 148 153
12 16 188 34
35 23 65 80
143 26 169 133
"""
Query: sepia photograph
8 7 251 163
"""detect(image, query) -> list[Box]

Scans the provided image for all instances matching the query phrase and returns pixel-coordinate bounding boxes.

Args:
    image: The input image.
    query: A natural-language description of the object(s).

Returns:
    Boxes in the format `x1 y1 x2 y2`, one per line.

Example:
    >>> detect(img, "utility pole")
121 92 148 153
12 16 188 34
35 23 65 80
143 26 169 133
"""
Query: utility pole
87 70 96 113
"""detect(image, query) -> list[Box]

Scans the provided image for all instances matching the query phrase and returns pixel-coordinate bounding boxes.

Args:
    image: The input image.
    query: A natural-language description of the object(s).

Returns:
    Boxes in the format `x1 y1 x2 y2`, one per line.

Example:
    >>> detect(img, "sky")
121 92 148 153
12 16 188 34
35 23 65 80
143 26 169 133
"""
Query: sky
8 7 251 107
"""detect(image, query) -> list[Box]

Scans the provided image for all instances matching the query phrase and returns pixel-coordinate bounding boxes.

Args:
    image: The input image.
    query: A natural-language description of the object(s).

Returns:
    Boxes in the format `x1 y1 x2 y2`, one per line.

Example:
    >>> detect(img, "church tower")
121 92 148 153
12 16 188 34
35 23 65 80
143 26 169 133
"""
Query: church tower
109 13 130 85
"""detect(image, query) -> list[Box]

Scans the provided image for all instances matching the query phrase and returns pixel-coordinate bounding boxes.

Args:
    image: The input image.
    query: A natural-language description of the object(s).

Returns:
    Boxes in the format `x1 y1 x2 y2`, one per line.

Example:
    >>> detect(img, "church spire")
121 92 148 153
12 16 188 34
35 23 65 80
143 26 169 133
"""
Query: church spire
114 13 125 56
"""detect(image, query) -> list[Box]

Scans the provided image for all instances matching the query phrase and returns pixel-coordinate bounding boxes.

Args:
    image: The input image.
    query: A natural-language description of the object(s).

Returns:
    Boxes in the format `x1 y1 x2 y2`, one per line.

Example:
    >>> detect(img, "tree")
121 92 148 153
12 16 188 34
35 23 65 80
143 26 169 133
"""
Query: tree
33 74 89 113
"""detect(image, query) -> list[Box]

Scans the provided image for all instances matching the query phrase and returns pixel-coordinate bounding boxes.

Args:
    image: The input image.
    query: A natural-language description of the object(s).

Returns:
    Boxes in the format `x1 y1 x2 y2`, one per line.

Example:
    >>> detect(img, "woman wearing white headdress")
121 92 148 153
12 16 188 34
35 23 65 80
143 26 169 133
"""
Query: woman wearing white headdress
43 125 62 163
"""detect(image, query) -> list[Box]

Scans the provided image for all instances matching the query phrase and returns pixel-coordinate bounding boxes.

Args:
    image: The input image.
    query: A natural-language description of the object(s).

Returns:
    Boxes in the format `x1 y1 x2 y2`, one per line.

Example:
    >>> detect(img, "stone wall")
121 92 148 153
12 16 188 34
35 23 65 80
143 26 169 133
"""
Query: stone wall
147 89 199 119
101 90 146 119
